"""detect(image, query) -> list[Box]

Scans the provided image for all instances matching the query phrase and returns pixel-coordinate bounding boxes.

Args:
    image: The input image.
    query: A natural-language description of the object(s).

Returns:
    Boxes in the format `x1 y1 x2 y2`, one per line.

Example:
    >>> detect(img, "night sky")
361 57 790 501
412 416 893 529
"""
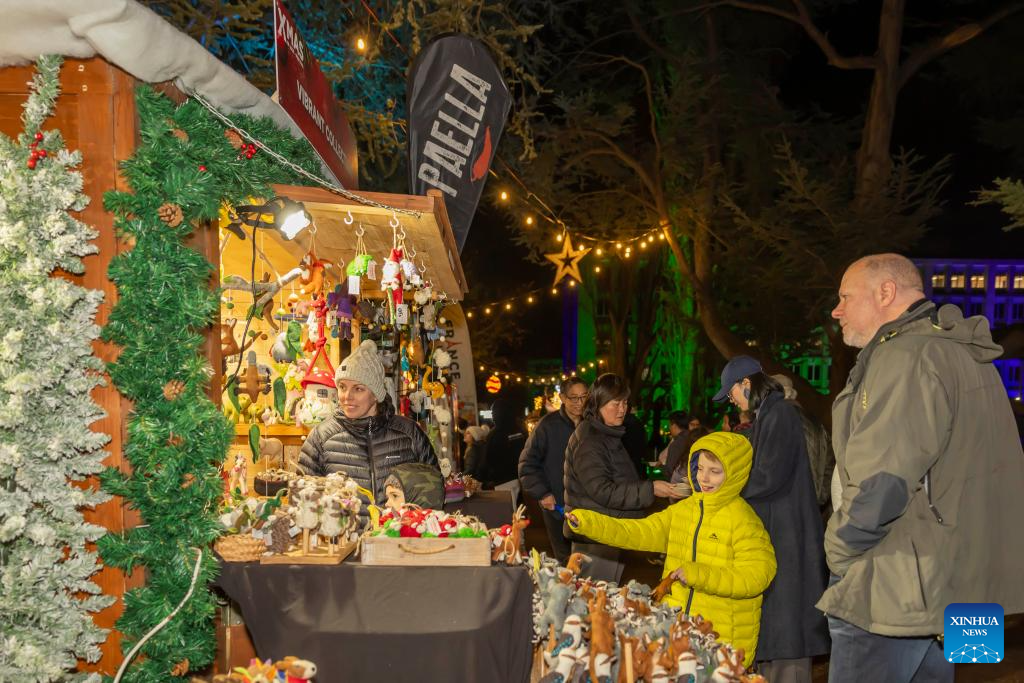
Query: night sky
460 1 1024 371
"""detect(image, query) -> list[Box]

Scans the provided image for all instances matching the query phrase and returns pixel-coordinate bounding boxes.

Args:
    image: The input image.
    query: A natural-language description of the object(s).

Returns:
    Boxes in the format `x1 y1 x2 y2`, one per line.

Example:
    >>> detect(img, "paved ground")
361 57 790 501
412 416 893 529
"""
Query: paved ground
521 496 1024 682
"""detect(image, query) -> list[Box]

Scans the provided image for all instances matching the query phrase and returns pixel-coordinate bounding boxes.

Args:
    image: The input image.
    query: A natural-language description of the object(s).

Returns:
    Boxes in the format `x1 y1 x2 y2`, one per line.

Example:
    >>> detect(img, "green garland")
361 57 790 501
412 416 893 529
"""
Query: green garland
97 86 322 682
0 55 112 682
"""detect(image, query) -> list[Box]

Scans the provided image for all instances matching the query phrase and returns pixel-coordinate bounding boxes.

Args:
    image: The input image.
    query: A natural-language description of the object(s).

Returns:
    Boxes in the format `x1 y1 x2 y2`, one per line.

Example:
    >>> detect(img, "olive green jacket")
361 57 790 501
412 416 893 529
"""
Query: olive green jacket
818 301 1024 636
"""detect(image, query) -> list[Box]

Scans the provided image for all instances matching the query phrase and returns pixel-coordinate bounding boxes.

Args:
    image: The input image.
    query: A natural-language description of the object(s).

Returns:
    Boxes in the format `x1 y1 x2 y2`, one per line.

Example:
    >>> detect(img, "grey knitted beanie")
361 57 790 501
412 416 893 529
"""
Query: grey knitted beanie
335 340 387 402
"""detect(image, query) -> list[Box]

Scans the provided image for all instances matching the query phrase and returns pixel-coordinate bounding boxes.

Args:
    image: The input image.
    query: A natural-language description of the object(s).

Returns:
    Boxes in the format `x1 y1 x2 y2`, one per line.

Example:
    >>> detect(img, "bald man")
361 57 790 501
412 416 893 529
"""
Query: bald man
820 254 1024 683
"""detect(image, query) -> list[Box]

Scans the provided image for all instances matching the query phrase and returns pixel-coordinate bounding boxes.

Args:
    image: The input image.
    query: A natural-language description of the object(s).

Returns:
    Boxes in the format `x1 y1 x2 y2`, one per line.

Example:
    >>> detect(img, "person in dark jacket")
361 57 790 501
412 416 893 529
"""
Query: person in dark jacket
462 425 490 480
518 377 588 564
714 356 829 683
659 410 693 477
299 340 438 522
477 398 525 488
563 373 677 581
772 374 835 511
621 411 649 478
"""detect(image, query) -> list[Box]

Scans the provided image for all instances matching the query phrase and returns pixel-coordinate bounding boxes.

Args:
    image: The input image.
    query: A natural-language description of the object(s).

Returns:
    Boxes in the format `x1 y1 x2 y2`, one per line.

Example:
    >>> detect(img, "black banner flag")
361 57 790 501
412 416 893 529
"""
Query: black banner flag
407 35 511 252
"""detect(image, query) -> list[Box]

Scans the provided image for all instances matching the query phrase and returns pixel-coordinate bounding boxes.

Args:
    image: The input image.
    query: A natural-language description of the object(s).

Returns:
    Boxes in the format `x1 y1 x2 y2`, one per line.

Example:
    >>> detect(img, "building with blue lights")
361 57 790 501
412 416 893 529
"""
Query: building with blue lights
914 258 1024 401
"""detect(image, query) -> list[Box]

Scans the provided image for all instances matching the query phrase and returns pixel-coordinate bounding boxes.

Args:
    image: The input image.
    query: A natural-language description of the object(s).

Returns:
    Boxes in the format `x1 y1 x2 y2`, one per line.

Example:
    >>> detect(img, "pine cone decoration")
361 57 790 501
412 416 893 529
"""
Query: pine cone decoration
163 380 186 401
180 473 195 489
158 203 184 228
171 127 189 142
224 129 244 149
171 658 190 676
167 433 184 447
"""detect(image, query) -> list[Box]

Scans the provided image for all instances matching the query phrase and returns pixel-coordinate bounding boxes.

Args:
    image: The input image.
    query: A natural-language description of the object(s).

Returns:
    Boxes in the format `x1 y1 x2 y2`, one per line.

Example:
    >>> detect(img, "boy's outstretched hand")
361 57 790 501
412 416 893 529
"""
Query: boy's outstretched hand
670 567 687 585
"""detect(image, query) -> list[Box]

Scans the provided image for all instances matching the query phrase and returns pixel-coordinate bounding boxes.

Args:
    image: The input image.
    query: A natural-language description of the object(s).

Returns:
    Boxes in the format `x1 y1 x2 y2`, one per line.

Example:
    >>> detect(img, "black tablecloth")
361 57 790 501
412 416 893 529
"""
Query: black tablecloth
216 560 533 683
443 489 515 529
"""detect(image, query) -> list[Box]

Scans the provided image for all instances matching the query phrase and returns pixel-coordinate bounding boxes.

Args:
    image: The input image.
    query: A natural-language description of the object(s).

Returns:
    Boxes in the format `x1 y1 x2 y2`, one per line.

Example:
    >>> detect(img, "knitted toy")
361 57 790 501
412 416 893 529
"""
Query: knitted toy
380 248 404 321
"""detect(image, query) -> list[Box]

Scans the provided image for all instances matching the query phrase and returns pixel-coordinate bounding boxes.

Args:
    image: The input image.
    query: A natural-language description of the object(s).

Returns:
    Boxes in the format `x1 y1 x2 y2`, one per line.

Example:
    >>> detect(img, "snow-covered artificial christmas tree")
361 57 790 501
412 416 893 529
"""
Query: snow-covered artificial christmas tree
0 55 112 681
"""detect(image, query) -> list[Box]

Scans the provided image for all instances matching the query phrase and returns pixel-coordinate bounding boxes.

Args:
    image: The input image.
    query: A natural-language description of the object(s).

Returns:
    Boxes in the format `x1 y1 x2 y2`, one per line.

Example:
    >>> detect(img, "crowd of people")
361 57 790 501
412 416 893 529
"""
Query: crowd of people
297 253 1024 682
522 253 1024 683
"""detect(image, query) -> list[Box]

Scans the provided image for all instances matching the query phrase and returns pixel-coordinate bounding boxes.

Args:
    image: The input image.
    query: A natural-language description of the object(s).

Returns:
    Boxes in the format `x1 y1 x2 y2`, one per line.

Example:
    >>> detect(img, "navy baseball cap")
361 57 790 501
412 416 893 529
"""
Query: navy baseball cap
712 355 764 403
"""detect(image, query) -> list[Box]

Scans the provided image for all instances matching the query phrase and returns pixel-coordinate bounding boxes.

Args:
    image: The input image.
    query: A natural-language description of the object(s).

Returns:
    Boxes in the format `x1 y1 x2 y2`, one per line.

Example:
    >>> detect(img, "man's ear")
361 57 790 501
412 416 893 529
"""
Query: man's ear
878 279 897 307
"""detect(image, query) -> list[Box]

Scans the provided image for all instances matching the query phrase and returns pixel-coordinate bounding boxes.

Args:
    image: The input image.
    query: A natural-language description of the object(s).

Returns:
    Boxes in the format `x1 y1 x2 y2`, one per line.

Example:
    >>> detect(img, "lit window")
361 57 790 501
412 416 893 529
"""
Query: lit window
931 274 946 289
1015 275 1024 290
995 274 1009 289
950 274 965 289
970 274 986 290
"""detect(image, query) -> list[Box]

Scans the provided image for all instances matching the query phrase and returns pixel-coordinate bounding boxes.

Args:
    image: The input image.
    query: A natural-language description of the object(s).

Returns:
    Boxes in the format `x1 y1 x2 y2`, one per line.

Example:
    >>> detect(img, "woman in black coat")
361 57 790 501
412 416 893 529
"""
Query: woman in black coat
714 356 830 682
563 373 675 582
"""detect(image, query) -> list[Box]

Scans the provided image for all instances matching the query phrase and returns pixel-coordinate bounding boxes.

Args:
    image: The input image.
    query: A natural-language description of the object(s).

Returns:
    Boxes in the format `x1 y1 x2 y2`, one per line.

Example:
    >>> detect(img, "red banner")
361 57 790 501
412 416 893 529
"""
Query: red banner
274 0 359 189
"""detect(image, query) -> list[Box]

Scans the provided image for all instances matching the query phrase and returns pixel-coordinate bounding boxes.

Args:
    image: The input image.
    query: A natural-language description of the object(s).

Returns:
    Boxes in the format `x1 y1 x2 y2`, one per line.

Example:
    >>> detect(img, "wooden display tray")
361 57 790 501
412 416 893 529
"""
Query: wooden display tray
361 535 491 566
259 540 357 565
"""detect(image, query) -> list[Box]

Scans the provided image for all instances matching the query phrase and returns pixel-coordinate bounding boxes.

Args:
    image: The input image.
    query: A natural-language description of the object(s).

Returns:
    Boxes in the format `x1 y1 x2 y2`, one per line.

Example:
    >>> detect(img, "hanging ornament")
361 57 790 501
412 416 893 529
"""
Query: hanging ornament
544 233 591 286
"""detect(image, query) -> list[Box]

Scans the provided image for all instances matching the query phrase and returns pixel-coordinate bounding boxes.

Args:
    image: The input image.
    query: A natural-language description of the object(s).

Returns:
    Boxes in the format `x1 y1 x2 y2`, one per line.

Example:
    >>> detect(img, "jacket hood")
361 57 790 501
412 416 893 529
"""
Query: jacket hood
687 431 753 507
894 302 1003 363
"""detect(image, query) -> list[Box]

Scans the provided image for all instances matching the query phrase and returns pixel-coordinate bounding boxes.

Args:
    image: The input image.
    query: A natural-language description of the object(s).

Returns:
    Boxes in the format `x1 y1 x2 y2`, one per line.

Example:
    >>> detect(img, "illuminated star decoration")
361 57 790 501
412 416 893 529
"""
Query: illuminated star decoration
544 234 591 286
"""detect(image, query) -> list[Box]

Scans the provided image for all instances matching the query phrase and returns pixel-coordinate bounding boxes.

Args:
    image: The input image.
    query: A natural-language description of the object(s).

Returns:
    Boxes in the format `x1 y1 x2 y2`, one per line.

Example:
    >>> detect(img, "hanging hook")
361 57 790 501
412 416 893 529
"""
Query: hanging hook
389 211 400 229
408 244 417 258
398 227 407 242
344 210 354 225
355 222 365 238
418 262 427 274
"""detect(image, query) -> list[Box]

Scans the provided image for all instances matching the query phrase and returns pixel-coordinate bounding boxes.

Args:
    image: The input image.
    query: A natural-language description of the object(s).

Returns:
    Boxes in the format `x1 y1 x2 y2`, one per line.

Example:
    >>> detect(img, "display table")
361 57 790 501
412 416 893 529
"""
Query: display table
443 489 516 529
216 559 533 683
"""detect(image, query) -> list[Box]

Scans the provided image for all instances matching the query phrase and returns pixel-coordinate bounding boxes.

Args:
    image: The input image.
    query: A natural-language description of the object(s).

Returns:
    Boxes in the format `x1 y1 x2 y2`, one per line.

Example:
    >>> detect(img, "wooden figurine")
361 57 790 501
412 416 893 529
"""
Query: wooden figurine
710 648 746 683
588 593 615 683
493 504 530 564
670 620 698 681
651 574 676 604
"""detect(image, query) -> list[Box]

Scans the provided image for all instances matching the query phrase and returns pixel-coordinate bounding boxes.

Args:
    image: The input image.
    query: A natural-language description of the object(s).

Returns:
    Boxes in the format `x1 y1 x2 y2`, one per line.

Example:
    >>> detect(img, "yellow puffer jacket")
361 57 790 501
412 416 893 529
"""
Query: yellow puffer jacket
570 432 776 667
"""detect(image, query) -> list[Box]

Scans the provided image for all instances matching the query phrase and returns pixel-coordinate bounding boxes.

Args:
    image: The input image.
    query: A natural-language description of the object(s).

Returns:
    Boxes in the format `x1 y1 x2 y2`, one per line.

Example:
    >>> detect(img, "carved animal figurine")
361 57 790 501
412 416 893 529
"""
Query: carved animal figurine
293 487 321 554
299 249 330 298
670 622 698 682
228 452 248 496
498 504 530 564
651 574 676 603
710 648 746 683
588 593 615 683
538 581 573 637
566 552 589 577
544 613 585 672
220 318 258 357
650 639 675 683
620 585 652 617
317 493 346 554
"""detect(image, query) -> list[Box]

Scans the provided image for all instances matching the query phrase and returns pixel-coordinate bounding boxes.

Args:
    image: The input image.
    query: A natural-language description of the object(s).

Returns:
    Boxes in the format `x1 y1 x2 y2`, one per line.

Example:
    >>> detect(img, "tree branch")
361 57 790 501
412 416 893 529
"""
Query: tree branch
897 2 1024 89
677 0 877 70
565 135 659 200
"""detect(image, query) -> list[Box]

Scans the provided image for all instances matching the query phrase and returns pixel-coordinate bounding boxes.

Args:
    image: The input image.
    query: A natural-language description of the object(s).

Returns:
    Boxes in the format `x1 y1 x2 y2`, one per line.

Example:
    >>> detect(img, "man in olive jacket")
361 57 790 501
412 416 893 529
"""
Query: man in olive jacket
823 254 1024 683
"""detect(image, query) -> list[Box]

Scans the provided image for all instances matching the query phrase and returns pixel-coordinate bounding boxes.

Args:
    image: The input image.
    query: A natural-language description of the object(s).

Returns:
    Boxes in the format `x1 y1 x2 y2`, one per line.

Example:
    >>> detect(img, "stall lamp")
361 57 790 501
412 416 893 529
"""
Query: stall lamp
230 196 312 241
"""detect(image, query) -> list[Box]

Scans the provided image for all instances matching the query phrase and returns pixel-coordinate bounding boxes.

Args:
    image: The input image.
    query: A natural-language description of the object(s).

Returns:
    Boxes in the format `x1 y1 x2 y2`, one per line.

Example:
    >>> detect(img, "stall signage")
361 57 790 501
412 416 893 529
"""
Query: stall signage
274 0 359 189
440 305 478 419
407 35 510 252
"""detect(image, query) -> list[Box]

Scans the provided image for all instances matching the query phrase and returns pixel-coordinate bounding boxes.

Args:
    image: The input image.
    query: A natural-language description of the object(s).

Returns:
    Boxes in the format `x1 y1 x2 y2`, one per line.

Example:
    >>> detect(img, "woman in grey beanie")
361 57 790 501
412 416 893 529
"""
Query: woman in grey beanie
298 340 440 518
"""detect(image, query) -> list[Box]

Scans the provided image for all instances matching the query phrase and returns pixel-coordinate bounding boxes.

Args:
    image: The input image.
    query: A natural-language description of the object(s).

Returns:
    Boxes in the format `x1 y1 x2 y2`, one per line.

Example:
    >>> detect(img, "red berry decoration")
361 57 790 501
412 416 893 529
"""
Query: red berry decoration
27 158 37 169
37 149 47 158
198 164 207 172
34 132 43 141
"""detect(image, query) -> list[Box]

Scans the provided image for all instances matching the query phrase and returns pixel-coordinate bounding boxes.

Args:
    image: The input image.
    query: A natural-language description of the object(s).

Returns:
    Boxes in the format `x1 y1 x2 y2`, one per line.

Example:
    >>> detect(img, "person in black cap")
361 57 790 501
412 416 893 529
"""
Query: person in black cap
713 355 829 683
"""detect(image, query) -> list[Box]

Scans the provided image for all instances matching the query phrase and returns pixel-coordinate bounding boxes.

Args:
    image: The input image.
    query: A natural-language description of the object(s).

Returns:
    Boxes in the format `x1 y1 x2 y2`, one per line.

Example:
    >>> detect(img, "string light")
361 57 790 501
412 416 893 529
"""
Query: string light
355 37 367 52
568 279 576 287
551 288 558 295
594 266 601 273
527 295 534 303
525 216 534 226
499 190 509 201
484 307 492 315
616 242 622 250
504 302 512 310
596 248 603 256
467 311 473 318
556 233 563 242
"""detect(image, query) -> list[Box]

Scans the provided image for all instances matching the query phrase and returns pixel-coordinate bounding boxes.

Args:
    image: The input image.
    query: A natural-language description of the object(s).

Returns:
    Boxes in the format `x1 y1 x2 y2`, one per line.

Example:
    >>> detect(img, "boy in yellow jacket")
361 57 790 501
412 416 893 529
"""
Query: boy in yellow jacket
567 431 776 667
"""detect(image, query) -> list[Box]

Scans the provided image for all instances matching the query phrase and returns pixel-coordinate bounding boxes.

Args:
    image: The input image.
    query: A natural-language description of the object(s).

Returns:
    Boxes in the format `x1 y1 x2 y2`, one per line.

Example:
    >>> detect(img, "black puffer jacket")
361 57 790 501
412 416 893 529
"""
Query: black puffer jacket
518 407 576 506
298 402 438 517
563 417 654 540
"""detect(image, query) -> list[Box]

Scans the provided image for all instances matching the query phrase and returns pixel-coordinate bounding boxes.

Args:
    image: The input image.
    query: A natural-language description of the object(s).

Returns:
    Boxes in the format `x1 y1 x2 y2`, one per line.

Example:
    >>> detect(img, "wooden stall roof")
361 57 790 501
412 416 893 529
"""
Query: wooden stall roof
262 184 468 301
